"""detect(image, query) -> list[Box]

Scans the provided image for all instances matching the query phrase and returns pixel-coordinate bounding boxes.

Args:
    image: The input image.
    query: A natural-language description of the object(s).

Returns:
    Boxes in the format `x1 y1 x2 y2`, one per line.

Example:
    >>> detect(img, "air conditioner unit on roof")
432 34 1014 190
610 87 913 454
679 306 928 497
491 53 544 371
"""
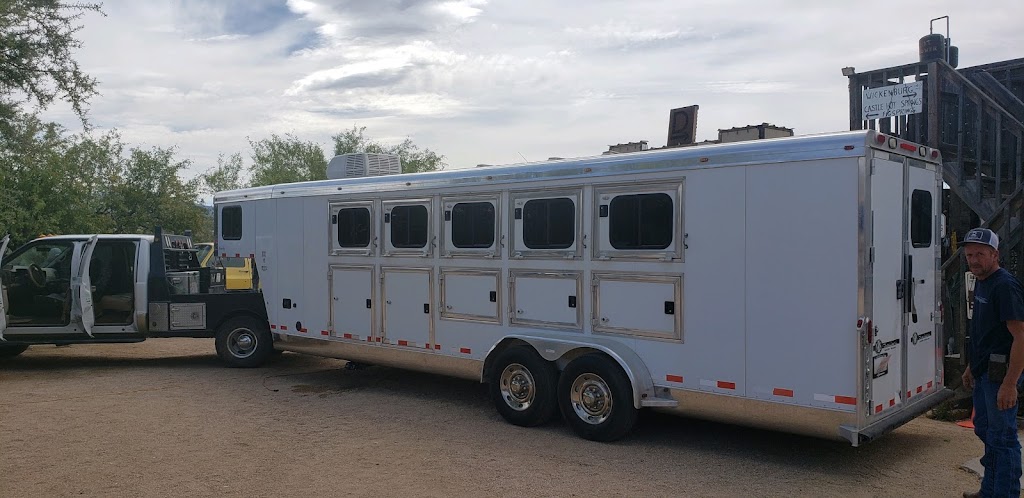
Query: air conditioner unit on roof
327 153 402 179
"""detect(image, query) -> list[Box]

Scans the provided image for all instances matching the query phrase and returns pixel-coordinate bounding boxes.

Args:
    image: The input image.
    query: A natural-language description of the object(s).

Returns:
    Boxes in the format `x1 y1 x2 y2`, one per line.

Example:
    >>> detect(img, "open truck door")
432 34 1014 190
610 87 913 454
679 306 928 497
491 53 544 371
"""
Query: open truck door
0 234 11 340
76 235 98 337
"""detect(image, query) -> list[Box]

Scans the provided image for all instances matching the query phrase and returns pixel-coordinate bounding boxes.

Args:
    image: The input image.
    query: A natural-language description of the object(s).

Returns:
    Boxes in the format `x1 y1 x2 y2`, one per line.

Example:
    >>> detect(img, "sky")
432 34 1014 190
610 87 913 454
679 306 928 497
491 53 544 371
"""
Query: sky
42 0 1024 181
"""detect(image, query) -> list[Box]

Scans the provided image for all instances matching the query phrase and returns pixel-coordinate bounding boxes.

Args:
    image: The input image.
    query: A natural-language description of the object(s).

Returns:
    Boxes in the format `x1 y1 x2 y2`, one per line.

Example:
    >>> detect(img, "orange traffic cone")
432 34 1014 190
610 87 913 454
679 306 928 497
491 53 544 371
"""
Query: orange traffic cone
956 408 976 429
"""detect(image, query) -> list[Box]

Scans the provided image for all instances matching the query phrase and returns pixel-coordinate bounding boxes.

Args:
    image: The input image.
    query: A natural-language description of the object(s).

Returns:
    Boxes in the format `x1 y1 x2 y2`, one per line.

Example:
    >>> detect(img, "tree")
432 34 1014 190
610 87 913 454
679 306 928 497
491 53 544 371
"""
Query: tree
0 1 103 133
248 133 327 187
101 146 210 239
332 125 446 173
201 152 245 194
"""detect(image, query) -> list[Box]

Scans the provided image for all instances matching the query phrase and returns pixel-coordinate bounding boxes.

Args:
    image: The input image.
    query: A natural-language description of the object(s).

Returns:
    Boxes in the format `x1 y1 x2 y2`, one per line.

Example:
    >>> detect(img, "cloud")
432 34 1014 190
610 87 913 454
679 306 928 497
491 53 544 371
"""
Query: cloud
39 0 1024 180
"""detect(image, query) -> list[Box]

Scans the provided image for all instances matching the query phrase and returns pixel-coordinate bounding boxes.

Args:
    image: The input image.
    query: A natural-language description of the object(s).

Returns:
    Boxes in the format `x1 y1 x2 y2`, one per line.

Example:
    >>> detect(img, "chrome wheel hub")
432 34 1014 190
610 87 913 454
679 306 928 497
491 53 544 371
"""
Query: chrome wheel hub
227 328 257 358
570 373 613 425
499 363 535 411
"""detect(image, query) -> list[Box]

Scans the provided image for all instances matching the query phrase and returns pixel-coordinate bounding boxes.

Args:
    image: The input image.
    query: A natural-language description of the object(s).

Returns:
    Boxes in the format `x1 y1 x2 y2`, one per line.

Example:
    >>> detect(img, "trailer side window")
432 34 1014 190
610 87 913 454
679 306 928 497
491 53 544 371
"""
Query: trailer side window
910 189 932 248
452 202 495 248
221 206 242 240
609 193 673 250
523 198 574 249
337 207 371 247
391 205 429 248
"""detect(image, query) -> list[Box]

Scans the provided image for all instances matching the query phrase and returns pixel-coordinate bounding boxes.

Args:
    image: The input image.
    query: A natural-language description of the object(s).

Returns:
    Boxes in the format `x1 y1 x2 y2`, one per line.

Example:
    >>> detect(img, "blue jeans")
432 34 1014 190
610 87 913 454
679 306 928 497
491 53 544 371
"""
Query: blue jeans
973 373 1024 497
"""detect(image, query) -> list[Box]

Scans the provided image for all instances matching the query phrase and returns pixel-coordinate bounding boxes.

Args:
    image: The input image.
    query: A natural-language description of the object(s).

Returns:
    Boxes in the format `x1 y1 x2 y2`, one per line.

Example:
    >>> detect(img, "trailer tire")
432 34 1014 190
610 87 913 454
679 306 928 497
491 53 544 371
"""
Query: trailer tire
0 345 29 358
489 346 559 427
215 316 272 368
558 354 638 442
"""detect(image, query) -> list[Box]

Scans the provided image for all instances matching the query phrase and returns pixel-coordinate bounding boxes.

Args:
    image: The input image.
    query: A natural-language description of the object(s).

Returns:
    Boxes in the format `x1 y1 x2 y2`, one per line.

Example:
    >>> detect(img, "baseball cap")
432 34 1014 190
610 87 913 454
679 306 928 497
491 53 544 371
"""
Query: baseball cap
963 228 999 250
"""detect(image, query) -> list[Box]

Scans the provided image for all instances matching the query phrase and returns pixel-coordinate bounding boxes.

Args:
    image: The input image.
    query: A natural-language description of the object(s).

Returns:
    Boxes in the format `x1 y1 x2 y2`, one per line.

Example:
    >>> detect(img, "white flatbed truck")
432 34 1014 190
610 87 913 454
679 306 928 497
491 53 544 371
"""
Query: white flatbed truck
0 230 273 367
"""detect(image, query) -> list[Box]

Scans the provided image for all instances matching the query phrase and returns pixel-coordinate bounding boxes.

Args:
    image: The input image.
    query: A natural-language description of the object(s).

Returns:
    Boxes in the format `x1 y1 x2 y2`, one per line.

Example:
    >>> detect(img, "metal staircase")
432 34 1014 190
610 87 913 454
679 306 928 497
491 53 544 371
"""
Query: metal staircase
848 57 1024 361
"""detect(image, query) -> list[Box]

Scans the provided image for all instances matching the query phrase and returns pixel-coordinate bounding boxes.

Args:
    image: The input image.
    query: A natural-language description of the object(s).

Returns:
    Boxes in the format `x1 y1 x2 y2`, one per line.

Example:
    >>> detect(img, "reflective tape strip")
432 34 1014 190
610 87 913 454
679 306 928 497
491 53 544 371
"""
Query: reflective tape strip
376 337 381 342
342 333 354 339
916 385 923 394
270 325 277 329
814 394 857 405
434 344 441 350
889 398 895 407
280 325 288 331
235 253 240 257
875 404 883 414
666 375 684 383
459 347 471 354
398 340 409 347
320 330 329 336
772 388 794 398
700 380 735 390
927 381 933 389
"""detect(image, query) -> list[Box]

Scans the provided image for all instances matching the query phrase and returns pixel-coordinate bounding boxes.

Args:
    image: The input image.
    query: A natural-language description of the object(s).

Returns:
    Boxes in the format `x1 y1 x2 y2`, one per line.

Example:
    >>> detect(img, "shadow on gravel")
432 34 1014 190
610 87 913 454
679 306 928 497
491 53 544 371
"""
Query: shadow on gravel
623 409 943 471
267 363 948 475
0 353 223 371
266 364 490 409
0 348 322 372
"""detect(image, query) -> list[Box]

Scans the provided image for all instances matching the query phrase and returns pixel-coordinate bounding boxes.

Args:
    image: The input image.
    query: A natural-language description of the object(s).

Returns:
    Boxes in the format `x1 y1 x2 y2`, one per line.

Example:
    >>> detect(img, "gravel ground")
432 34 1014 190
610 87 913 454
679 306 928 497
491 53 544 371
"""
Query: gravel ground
0 339 991 497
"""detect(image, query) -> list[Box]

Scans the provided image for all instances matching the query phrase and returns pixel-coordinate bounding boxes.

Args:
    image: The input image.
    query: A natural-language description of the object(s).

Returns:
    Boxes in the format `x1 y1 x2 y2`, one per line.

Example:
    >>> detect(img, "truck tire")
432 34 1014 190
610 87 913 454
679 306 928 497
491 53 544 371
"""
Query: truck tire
558 353 638 442
215 316 272 368
489 345 559 427
0 345 29 358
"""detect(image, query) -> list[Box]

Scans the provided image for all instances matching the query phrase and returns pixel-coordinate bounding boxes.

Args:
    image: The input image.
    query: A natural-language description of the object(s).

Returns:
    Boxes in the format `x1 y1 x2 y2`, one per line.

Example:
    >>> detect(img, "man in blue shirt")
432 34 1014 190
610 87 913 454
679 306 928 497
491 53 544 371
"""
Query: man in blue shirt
961 228 1024 498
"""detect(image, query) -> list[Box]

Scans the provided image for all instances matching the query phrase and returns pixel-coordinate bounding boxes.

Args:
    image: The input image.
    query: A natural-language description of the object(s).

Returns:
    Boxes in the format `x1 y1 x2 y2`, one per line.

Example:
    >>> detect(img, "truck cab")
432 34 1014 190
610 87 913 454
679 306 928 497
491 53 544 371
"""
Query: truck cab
0 232 271 366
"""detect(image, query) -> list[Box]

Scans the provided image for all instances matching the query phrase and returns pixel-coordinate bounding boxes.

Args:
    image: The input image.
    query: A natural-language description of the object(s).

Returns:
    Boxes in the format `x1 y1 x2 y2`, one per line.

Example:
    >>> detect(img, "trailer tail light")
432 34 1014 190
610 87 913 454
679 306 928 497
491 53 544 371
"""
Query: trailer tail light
932 150 939 159
876 134 886 144
899 143 917 152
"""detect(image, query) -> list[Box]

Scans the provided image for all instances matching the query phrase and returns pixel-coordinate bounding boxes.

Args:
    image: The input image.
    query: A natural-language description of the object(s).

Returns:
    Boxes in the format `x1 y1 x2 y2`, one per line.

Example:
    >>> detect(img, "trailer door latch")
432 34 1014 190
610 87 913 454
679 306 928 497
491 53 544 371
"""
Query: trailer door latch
895 280 905 300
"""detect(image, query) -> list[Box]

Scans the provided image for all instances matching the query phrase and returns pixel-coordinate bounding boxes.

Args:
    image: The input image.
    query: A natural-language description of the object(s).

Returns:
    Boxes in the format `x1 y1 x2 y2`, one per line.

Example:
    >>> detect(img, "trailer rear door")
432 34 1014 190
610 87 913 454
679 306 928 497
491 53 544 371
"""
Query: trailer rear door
904 163 940 403
868 157 940 418
869 158 905 415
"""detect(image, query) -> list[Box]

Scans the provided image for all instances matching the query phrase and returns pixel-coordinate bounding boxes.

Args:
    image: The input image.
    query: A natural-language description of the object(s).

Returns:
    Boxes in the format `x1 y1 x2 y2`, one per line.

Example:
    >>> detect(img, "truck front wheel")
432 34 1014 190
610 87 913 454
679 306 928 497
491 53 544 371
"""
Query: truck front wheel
215 316 272 368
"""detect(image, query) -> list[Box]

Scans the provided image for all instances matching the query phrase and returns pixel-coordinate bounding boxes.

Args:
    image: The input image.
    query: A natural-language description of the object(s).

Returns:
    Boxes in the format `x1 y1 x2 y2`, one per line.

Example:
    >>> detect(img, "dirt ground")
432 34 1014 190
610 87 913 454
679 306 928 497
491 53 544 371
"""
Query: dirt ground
0 339 992 497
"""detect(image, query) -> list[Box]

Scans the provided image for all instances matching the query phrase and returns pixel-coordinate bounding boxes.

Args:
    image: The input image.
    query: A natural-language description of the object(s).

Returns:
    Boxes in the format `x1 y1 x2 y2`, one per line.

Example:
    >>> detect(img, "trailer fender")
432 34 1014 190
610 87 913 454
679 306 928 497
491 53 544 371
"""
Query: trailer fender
484 334 677 409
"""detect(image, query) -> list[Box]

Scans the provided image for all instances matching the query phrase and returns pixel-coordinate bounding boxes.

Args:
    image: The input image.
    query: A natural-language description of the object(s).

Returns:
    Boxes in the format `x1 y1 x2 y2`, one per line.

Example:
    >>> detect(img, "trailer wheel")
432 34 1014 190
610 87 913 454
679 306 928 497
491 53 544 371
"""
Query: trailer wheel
215 316 272 368
0 345 29 358
558 354 638 442
489 346 559 427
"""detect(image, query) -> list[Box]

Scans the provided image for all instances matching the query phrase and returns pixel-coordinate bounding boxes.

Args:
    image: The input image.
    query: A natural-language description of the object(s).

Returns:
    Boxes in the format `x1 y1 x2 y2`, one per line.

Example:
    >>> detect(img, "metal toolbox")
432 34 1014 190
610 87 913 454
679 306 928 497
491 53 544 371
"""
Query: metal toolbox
167 271 200 295
170 302 206 330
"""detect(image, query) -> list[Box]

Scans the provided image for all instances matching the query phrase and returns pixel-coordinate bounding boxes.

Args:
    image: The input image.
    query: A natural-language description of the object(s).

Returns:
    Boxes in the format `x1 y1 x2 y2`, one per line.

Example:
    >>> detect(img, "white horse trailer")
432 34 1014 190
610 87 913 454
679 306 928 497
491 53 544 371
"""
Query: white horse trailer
213 130 951 444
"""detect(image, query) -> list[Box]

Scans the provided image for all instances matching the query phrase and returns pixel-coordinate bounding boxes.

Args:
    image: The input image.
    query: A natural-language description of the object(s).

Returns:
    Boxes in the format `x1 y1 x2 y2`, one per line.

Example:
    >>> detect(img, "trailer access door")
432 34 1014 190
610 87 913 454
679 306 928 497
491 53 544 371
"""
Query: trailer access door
868 157 940 418
904 162 940 404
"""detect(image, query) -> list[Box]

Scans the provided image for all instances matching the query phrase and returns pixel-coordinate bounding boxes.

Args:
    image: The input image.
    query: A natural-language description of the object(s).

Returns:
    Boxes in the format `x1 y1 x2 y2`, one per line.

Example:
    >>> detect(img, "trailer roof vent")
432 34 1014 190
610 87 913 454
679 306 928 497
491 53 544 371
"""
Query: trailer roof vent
327 153 402 179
